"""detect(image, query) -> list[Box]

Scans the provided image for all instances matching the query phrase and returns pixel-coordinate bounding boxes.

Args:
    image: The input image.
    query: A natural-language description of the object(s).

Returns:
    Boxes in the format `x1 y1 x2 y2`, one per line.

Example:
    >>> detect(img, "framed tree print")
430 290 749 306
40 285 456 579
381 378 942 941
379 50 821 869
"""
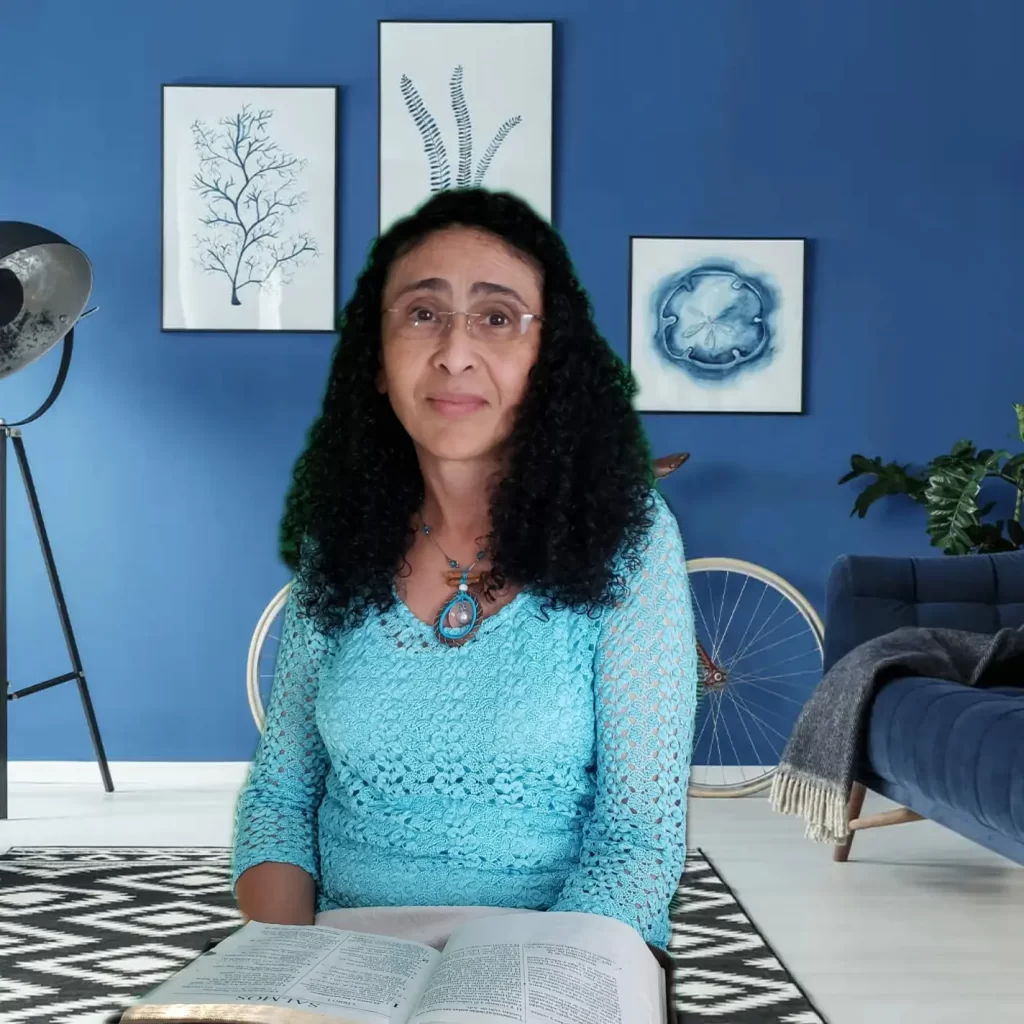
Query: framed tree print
378 20 554 232
161 84 339 332
629 236 806 414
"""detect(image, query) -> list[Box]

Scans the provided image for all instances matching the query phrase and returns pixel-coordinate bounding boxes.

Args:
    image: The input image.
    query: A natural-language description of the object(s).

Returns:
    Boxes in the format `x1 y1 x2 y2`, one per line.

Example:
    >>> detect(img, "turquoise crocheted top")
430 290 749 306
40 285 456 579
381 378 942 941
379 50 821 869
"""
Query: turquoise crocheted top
232 491 698 948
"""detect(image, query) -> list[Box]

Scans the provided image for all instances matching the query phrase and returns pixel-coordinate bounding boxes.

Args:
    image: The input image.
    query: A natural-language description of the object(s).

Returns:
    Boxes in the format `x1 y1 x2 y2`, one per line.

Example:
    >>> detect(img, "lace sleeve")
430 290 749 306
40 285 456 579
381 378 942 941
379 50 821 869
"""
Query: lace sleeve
548 492 698 946
231 581 332 890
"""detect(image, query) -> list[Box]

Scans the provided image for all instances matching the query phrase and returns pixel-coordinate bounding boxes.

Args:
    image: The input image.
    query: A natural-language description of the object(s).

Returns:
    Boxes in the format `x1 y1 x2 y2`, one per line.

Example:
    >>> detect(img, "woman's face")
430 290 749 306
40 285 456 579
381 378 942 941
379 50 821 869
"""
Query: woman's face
379 226 543 463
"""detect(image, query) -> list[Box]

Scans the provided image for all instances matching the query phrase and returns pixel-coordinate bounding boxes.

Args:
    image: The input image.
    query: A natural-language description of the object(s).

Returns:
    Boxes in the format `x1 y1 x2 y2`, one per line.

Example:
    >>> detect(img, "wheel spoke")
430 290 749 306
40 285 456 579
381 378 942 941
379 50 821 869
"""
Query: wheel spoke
724 687 778 759
693 696 715 752
693 585 718 659
716 695 745 782
726 581 771 670
708 691 725 778
714 572 751 664
735 647 822 677
732 679 806 706
727 688 791 743
727 667 821 686
705 572 725 663
725 686 762 775
729 622 815 668
729 603 800 667
726 688 786 760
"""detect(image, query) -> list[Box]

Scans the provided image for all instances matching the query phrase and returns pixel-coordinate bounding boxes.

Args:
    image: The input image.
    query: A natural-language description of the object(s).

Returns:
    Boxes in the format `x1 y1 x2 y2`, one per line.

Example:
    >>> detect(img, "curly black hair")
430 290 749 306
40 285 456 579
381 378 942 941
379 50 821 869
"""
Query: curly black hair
280 188 655 634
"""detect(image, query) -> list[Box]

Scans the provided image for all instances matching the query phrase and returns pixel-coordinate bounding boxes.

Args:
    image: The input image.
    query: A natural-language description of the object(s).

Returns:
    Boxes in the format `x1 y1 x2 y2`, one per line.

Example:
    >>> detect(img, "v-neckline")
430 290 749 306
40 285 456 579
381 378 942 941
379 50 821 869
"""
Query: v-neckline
390 584 529 637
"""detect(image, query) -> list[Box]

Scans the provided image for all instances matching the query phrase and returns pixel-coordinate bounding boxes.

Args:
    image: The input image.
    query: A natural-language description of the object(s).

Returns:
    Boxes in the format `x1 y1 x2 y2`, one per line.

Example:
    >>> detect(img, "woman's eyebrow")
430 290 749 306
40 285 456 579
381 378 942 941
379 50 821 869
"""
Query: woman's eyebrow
392 277 450 299
470 281 526 304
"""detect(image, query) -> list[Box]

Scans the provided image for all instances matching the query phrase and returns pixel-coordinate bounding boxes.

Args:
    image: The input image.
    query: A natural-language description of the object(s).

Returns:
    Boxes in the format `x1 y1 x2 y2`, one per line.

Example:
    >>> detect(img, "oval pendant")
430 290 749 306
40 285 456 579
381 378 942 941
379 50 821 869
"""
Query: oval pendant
434 590 481 646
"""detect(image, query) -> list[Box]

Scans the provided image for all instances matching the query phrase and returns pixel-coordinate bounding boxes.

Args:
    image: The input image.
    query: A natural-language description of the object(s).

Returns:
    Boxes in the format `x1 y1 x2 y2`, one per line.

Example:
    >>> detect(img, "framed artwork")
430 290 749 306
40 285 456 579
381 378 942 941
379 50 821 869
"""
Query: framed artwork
629 236 806 414
378 20 554 232
161 84 339 333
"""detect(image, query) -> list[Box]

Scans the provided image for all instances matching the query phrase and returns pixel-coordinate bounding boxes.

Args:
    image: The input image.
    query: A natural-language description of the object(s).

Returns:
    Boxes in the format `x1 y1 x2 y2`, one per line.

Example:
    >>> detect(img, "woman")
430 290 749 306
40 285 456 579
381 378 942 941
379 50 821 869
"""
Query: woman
232 188 698 951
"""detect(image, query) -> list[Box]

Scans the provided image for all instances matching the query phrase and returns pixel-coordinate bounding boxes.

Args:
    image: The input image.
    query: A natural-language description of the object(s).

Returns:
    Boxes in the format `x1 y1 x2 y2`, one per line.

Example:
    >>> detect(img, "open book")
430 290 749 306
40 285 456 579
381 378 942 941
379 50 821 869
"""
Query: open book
121 911 674 1024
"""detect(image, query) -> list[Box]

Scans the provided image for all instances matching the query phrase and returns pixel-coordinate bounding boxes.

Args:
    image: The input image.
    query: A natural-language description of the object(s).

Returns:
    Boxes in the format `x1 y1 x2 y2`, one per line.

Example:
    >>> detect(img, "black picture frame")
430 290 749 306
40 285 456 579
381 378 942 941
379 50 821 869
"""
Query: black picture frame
628 234 808 415
160 83 340 334
377 19 556 232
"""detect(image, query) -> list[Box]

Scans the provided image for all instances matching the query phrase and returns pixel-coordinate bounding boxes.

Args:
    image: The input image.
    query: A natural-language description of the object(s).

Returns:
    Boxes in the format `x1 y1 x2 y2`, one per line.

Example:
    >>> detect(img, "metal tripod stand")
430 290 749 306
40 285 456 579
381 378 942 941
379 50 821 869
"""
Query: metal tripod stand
0 338 113 819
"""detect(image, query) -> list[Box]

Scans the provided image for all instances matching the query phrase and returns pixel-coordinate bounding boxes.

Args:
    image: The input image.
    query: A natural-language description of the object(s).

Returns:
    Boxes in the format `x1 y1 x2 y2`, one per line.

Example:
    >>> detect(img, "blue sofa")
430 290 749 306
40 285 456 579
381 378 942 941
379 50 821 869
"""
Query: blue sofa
824 551 1024 864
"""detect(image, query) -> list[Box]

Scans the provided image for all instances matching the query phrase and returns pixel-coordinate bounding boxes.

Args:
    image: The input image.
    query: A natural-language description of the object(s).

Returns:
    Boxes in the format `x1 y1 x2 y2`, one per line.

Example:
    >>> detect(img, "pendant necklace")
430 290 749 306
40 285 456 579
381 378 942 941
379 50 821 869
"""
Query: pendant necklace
420 523 487 646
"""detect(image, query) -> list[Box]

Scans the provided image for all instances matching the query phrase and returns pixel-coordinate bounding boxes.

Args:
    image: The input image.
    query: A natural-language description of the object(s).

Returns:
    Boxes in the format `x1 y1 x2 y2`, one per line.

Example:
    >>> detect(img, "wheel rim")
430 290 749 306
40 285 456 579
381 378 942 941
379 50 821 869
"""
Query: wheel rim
246 582 291 731
686 559 823 797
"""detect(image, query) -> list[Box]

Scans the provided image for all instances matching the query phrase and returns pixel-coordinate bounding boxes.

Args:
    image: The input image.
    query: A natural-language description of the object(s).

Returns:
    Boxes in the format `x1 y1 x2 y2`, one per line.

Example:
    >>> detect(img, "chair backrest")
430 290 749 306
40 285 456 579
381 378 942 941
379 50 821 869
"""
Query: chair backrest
824 550 1024 671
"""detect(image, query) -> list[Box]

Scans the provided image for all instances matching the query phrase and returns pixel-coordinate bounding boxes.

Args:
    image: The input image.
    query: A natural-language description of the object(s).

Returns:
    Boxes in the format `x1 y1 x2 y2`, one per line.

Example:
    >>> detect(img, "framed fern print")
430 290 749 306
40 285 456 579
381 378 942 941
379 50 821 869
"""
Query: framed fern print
378 20 554 231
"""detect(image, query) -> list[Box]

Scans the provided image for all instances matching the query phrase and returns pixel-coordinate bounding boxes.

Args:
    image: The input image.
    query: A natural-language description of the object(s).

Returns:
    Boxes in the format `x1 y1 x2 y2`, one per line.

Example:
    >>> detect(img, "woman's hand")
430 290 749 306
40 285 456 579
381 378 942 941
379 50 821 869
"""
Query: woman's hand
235 862 317 926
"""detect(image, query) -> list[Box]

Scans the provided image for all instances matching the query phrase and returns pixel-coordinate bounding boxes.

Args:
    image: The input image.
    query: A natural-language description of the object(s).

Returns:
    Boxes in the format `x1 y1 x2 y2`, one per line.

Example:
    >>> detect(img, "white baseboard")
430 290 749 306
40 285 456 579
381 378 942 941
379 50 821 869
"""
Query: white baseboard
8 761 250 788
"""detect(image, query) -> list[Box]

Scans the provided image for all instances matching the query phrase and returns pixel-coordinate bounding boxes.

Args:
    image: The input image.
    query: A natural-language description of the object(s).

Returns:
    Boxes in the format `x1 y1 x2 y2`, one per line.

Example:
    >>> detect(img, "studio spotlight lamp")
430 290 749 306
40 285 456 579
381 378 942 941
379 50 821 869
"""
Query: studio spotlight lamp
0 222 113 819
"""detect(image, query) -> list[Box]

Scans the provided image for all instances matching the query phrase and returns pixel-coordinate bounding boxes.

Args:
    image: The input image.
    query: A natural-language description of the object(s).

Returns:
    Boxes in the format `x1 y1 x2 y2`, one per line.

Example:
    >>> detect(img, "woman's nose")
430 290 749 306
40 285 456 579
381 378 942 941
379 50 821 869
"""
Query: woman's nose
433 315 477 373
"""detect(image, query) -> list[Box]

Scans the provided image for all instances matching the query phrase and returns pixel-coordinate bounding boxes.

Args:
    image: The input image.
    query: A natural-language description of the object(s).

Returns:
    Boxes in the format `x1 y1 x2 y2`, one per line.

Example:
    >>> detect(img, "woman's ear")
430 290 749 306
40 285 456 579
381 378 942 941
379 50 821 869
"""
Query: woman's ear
376 369 387 394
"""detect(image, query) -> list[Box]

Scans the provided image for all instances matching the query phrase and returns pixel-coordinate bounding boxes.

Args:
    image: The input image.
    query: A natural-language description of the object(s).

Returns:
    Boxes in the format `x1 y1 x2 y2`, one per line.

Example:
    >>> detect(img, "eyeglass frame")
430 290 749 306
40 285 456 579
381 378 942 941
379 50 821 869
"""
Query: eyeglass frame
382 307 543 338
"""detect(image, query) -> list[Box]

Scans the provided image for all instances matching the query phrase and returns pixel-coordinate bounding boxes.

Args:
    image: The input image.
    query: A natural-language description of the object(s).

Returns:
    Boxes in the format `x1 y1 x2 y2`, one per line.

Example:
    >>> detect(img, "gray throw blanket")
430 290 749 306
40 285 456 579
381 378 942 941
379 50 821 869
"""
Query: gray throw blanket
769 625 1024 843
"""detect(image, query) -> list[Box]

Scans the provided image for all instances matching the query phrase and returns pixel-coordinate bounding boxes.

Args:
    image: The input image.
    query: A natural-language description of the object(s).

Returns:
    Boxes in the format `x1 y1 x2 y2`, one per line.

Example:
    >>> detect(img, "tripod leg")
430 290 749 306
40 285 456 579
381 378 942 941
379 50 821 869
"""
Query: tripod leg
10 433 114 794
1 430 8 820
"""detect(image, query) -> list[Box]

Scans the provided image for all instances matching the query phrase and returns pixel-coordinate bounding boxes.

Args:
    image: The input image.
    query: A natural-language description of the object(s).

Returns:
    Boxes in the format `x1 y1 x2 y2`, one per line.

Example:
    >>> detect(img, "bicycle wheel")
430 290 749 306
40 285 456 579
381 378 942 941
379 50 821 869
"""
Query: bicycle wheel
685 557 823 798
246 581 292 731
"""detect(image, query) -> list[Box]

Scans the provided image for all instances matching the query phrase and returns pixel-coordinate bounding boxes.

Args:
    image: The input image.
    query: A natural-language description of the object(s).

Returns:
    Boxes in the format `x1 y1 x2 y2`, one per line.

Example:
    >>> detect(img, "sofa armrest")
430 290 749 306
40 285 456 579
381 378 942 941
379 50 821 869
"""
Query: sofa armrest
823 551 1024 672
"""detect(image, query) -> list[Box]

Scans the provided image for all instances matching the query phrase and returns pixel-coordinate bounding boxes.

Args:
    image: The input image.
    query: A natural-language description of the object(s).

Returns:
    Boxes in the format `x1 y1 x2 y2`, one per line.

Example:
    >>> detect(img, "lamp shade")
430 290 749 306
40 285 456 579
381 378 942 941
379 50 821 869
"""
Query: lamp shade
0 222 92 380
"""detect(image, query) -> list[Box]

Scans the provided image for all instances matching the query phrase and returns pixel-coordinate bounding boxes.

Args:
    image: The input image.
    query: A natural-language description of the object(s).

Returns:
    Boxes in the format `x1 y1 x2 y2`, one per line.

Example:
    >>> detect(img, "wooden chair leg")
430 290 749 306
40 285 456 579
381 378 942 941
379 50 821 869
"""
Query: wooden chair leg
833 781 867 863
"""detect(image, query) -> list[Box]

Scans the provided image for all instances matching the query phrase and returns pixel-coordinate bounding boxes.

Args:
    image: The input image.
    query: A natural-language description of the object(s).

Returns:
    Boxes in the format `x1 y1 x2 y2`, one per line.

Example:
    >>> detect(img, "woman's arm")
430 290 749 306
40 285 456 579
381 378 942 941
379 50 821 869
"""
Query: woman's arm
548 491 698 946
232 582 333 924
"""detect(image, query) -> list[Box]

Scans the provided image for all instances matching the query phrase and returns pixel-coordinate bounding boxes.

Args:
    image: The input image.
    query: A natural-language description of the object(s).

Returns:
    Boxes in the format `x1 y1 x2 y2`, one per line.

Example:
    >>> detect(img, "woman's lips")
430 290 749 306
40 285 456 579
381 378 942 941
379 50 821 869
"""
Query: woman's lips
427 396 488 416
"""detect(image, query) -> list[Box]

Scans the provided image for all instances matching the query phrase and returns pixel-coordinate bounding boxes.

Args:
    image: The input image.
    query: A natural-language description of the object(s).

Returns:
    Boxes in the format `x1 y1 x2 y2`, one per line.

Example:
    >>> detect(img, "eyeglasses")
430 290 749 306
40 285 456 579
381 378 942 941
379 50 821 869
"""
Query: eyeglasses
384 306 542 341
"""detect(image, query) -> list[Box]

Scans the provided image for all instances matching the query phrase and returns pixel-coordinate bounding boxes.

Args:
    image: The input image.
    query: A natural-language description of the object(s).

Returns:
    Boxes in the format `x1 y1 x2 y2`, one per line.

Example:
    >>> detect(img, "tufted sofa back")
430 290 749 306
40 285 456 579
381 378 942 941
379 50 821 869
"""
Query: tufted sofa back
824 551 1024 672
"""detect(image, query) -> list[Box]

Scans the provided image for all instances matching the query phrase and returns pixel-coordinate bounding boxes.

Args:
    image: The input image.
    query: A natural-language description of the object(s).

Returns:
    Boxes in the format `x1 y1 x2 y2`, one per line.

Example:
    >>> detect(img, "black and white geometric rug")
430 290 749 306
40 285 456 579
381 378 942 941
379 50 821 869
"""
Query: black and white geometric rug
0 847 826 1024
668 853 825 1023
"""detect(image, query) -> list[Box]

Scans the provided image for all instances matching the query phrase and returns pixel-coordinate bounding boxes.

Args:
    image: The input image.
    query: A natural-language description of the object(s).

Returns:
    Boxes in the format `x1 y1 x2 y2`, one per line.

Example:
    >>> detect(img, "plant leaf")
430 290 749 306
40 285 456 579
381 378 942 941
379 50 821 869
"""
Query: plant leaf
925 453 1001 554
966 521 1019 553
1015 403 1024 443
950 439 976 459
850 478 897 518
400 74 451 192
449 65 473 188
839 455 927 513
837 454 879 485
1008 518 1024 548
474 115 522 185
1003 453 1024 481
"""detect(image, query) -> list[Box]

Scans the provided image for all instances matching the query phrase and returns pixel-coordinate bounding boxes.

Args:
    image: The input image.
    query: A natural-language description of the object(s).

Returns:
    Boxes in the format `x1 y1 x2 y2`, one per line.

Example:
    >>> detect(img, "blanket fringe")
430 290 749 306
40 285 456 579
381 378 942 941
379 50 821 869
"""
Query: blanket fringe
769 766 851 845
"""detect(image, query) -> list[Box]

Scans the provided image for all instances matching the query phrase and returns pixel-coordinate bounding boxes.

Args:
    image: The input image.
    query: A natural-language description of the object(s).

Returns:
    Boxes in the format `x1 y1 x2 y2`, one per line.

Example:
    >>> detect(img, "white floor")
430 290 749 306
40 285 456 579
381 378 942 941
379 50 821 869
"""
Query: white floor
2 772 1022 1024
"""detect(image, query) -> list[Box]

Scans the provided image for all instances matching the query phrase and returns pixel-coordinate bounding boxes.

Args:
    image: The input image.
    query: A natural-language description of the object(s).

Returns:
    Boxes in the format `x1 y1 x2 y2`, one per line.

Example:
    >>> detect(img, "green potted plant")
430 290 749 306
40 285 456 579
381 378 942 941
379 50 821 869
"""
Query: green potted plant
840 404 1024 555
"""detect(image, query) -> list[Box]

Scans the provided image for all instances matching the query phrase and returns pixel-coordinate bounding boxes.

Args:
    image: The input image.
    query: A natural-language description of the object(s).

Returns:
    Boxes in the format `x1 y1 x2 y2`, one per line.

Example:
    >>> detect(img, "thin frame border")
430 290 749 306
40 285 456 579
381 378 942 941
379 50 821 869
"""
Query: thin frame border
160 83 341 335
627 234 808 416
377 19 557 232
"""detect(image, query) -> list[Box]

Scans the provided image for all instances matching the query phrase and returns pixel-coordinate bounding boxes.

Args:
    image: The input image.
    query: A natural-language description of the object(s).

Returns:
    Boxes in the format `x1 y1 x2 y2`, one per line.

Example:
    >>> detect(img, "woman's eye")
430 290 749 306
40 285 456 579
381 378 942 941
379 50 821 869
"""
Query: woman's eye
485 311 510 327
410 307 436 323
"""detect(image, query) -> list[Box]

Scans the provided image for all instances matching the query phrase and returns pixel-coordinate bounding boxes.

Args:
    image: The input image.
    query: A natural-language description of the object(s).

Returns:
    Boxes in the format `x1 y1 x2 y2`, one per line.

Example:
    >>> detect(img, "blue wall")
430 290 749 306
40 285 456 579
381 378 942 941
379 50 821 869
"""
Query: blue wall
3 0 1022 761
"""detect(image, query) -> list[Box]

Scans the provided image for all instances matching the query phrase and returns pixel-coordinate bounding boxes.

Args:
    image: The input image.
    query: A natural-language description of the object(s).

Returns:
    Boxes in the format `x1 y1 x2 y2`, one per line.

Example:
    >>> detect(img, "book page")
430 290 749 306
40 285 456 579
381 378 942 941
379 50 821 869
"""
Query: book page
409 912 664 1024
123 921 440 1024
